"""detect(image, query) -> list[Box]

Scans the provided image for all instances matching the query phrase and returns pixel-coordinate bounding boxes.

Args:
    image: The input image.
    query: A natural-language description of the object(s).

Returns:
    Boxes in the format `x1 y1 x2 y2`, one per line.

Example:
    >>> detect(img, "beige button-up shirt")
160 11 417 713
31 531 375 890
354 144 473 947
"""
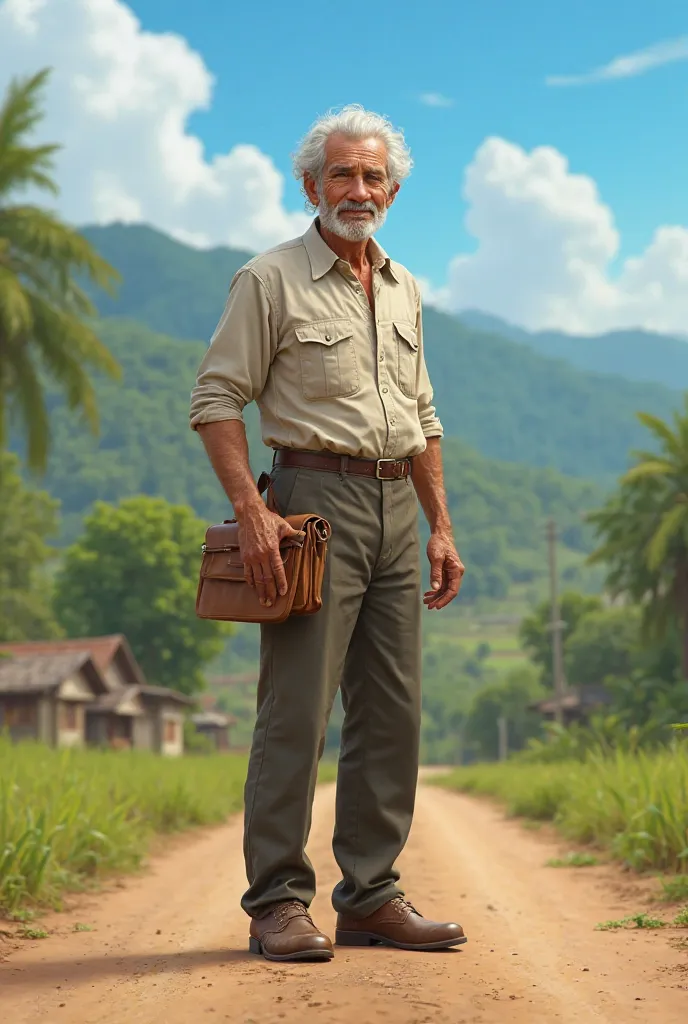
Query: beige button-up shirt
189 220 443 459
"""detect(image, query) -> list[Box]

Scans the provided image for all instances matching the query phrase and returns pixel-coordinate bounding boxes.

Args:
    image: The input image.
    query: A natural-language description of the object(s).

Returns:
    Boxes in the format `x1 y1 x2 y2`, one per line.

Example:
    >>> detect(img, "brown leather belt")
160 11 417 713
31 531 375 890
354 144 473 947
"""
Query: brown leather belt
273 449 412 481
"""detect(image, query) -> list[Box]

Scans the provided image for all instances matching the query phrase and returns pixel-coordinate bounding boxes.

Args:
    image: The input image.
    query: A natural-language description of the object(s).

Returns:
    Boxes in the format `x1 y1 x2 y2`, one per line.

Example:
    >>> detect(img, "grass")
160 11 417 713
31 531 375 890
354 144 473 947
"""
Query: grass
0 737 247 914
596 913 666 931
546 852 599 868
659 875 688 902
436 746 688 873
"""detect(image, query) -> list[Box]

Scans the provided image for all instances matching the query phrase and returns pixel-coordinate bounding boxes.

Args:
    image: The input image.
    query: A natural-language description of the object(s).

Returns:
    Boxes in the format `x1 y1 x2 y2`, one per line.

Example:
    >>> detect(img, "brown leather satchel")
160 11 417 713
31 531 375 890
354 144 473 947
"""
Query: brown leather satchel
195 505 332 624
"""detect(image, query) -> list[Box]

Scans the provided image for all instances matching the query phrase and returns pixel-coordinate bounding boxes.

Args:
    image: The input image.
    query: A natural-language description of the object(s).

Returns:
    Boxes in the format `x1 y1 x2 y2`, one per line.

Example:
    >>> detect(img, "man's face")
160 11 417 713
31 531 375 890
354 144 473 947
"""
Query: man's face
305 134 399 242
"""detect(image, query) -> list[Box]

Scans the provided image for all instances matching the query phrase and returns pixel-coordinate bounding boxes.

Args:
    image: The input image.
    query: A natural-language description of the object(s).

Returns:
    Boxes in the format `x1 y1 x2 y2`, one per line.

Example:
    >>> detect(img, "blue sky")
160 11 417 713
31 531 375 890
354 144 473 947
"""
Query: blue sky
1 0 686 334
126 0 688 281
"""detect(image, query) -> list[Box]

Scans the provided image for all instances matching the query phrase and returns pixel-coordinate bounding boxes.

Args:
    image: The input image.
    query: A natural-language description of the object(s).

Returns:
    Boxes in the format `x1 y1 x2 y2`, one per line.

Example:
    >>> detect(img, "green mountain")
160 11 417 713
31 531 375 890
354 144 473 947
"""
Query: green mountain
82 223 679 480
82 223 252 341
37 317 601 601
459 309 688 392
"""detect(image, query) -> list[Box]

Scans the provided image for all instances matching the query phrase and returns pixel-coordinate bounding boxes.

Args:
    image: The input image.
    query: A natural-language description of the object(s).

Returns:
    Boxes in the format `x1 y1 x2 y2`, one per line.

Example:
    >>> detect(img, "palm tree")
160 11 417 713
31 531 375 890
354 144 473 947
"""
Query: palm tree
588 398 688 676
0 69 120 470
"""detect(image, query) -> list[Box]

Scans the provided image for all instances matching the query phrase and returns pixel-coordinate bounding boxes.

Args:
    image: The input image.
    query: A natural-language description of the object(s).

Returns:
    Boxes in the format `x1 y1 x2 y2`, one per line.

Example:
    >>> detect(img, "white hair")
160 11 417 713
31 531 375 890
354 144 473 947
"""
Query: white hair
292 104 413 188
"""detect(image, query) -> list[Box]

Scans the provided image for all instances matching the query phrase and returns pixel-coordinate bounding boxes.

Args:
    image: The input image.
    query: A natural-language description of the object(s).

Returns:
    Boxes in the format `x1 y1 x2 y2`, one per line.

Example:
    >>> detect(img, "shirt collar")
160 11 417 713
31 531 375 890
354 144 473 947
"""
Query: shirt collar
302 219 400 283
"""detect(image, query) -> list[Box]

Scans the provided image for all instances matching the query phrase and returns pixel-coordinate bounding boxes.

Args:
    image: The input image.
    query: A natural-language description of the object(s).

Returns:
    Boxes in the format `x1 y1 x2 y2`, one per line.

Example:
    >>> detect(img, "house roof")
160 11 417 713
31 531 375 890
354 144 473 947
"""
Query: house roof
88 685 144 717
0 652 108 696
191 710 236 728
138 684 194 707
0 635 146 688
531 686 611 715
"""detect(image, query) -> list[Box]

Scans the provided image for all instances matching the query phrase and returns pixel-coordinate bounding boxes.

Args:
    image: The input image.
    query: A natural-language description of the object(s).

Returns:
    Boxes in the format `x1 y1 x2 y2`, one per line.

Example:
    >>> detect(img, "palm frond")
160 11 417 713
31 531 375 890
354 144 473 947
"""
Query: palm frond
0 206 119 296
0 70 58 200
646 503 688 572
5 340 50 471
0 263 32 336
636 410 682 457
622 459 676 483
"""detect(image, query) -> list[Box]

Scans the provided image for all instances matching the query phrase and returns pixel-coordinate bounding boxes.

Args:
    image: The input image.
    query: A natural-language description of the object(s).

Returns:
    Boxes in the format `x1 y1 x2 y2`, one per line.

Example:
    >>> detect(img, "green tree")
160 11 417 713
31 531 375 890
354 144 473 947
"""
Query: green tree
53 496 227 694
0 452 60 640
0 69 119 469
464 665 543 762
519 590 602 686
564 605 641 688
588 398 688 677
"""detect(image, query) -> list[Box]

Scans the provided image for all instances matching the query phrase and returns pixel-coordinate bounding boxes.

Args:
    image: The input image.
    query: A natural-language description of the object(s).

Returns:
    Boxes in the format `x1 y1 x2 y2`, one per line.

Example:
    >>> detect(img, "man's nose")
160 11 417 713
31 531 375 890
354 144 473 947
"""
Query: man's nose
346 175 370 202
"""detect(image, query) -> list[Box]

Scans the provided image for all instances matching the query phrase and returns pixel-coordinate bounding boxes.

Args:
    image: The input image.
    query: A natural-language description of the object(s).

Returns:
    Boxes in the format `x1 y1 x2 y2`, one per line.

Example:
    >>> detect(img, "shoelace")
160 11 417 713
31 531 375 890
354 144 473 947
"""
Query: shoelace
390 896 423 918
274 900 314 927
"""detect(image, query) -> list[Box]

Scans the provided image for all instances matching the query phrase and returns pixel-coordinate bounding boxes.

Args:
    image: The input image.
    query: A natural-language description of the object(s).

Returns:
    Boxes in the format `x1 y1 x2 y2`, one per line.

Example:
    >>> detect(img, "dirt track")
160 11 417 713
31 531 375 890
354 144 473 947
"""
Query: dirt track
2 782 687 1023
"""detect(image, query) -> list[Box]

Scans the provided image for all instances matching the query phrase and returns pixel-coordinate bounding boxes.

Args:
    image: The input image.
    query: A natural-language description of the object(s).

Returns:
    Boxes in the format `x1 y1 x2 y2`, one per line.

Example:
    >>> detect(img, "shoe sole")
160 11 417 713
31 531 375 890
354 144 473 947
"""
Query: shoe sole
335 930 468 951
248 936 334 962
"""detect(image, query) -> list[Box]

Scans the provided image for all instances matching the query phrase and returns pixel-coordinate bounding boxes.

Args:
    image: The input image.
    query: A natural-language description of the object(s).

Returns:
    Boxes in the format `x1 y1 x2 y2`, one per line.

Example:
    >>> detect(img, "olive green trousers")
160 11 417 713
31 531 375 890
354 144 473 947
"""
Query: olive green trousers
241 465 422 918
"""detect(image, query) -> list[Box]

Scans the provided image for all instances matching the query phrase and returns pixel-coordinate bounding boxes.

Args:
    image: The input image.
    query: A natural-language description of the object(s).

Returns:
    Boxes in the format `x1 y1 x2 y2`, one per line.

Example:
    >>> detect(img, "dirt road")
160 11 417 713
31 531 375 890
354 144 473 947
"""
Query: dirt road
2 783 686 1023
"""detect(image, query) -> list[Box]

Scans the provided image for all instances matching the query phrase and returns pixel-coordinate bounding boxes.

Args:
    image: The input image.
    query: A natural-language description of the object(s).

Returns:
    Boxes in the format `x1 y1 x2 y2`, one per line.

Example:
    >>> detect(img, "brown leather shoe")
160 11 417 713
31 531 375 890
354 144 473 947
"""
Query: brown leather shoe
336 897 467 951
249 900 334 962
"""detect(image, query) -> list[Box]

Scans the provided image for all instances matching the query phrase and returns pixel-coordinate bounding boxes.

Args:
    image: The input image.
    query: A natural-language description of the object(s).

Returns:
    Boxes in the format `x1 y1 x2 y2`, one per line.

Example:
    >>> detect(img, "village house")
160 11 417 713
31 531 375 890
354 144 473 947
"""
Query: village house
0 635 193 754
191 709 236 751
0 651 108 747
530 684 612 727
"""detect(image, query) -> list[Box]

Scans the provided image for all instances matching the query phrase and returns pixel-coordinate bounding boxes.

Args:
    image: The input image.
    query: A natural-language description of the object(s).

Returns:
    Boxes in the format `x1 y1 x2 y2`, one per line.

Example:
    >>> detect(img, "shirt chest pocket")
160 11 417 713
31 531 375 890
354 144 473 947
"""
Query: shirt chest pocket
393 321 419 399
294 318 360 401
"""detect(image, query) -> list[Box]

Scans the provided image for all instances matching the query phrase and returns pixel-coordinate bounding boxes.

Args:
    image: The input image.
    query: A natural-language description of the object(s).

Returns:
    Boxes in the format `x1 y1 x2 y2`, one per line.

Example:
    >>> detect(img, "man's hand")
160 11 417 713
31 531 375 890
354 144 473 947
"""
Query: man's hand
237 500 303 607
423 530 465 611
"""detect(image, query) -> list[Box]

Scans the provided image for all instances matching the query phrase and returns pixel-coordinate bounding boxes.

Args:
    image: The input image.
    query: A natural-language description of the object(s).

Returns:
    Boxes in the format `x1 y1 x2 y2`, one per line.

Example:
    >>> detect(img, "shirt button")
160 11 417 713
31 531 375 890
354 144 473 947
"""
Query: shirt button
379 354 384 362
381 387 389 394
325 334 332 341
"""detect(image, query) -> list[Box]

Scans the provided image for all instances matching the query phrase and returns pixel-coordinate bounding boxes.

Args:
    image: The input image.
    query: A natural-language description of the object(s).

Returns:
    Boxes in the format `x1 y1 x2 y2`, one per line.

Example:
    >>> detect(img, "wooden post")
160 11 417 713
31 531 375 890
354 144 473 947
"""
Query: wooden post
497 715 508 762
546 518 566 726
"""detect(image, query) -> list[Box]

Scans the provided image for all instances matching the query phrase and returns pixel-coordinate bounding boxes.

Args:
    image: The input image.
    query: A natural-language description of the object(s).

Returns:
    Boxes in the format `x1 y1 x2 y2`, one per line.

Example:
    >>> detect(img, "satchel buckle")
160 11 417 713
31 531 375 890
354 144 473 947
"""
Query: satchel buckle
376 458 406 480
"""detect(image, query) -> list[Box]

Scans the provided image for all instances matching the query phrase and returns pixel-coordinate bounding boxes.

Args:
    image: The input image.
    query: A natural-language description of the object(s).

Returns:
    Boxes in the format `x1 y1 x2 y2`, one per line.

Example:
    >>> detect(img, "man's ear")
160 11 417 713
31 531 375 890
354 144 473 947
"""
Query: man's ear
303 172 320 209
386 181 401 208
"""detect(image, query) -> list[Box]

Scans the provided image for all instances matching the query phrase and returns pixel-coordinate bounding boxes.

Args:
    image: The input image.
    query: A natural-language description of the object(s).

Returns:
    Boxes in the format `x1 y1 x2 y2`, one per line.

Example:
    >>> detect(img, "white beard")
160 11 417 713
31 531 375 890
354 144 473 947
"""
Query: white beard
318 197 388 242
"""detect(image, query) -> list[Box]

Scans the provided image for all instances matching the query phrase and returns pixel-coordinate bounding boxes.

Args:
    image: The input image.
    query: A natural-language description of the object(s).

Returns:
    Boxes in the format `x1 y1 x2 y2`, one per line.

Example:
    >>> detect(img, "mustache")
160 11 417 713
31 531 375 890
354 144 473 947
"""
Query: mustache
334 200 378 214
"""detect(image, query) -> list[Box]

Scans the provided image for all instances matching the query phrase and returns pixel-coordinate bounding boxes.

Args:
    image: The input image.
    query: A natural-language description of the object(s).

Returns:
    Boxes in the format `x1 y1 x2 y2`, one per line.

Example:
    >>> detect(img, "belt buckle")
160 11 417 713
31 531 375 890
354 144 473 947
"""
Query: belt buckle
376 458 399 480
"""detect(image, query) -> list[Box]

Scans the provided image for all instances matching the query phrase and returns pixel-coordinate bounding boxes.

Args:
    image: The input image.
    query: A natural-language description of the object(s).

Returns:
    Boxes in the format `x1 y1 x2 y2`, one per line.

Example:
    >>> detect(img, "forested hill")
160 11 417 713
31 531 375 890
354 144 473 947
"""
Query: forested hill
459 310 688 392
37 318 601 600
82 223 679 480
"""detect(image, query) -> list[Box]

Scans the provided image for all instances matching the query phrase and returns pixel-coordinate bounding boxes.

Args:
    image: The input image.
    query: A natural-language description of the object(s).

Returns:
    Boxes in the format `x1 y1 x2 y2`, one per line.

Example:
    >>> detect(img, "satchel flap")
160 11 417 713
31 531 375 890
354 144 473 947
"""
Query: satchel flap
203 519 307 554
285 513 331 542
201 542 302 580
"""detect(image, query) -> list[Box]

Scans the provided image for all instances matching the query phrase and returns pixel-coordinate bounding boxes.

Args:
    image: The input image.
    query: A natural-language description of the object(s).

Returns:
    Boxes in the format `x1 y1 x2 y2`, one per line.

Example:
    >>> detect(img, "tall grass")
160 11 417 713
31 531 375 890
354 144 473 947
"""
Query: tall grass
437 746 688 872
0 738 247 912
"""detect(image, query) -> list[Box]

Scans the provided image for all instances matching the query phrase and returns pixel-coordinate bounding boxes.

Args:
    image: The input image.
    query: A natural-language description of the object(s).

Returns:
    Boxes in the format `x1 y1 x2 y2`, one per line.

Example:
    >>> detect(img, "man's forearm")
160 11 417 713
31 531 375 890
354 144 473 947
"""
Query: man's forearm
412 437 452 534
196 420 264 515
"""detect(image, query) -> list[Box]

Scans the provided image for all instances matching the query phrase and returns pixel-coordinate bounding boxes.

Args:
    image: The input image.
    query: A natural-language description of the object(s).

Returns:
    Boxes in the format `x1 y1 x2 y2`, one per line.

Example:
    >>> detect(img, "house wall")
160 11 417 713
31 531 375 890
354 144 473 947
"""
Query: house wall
133 713 156 752
56 672 94 748
161 705 184 757
37 696 55 745
0 696 39 743
56 701 86 748
105 662 127 691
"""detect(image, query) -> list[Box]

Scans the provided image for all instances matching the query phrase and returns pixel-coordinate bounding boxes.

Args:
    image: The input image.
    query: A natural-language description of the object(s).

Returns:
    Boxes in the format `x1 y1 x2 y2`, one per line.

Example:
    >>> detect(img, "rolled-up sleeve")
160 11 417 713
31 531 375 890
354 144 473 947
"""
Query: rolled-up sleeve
189 269 277 430
414 292 444 439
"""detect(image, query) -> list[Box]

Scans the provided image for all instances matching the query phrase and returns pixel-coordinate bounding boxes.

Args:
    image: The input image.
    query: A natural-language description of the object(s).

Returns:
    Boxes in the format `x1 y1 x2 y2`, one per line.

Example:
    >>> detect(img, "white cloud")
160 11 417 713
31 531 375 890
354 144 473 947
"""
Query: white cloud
438 137 688 335
547 35 688 87
0 0 310 250
418 92 454 108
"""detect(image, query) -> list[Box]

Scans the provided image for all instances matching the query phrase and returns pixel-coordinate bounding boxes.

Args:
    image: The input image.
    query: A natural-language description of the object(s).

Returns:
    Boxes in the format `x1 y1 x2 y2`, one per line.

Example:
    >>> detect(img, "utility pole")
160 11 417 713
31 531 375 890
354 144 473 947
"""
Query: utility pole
497 715 508 762
546 518 566 726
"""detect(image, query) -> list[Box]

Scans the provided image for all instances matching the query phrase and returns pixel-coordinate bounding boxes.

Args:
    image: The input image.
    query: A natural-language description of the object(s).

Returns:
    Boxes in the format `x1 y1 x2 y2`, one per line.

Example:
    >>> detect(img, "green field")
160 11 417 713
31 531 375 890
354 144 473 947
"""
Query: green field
0 739 247 914
436 747 688 873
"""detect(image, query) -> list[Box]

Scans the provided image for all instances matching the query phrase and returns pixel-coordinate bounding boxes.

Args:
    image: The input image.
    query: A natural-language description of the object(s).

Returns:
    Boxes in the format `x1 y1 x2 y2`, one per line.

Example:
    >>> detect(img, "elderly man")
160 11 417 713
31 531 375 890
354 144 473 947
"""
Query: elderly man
190 105 466 962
